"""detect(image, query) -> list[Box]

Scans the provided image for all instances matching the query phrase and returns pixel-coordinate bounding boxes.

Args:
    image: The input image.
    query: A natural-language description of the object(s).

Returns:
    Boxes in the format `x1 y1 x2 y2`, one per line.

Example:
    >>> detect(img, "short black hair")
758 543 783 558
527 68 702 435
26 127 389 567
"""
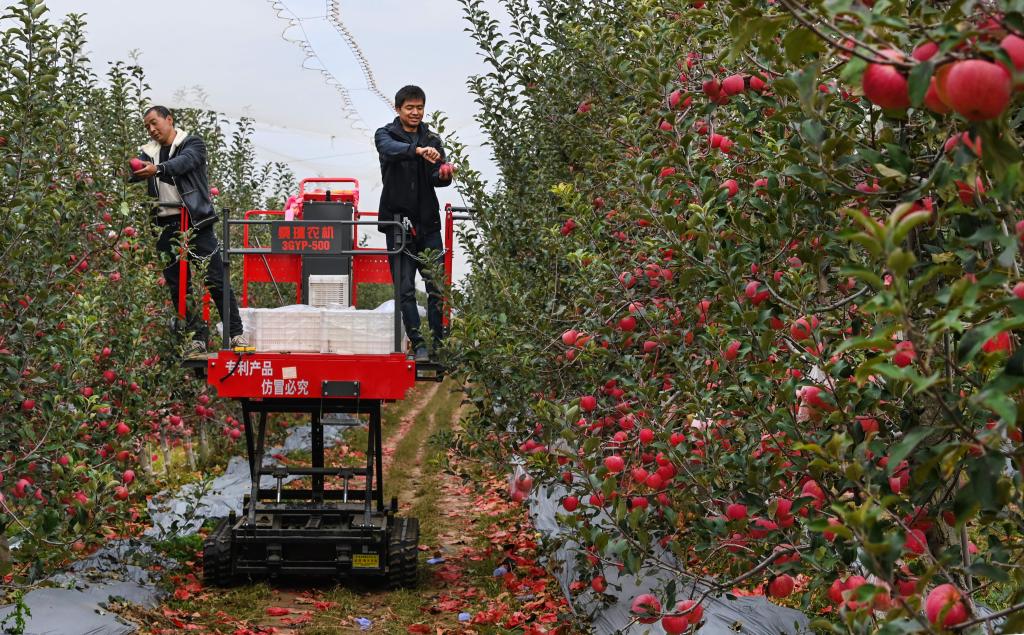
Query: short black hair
394 85 425 109
144 105 173 119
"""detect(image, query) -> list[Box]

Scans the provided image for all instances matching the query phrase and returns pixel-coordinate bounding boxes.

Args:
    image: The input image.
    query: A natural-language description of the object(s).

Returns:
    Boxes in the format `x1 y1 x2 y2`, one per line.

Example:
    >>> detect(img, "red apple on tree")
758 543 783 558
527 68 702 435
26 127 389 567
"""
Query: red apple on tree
604 454 625 473
720 178 739 198
768 574 795 598
1000 34 1024 87
945 59 1011 121
721 74 745 96
630 593 662 624
725 502 747 520
861 49 910 110
925 584 969 627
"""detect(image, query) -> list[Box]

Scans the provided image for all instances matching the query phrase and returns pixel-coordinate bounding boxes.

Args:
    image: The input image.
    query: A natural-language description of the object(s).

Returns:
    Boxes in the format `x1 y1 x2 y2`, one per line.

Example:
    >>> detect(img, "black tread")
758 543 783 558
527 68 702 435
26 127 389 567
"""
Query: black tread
386 516 419 589
202 517 235 587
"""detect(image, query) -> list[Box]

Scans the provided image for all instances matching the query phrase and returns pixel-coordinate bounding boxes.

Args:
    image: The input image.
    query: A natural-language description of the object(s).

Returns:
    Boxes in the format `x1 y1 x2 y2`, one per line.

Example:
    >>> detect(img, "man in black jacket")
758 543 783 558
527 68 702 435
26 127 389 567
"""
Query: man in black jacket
375 85 453 362
131 105 245 356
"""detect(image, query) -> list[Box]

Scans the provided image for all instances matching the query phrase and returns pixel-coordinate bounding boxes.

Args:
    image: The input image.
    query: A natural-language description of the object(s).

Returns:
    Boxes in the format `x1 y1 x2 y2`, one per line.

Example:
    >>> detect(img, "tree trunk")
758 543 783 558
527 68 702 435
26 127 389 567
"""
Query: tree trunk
198 421 210 466
184 434 196 470
160 429 172 475
140 442 153 476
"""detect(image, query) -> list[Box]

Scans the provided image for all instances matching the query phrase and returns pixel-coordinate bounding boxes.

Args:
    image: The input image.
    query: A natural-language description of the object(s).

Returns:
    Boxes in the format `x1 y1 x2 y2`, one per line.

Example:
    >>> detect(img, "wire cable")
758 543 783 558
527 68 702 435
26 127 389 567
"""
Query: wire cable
326 1 393 111
265 0 368 130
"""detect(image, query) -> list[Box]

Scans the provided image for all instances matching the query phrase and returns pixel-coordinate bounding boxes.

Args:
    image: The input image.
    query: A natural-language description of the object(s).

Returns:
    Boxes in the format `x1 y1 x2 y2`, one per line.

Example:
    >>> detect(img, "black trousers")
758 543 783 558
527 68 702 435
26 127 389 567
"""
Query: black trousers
156 220 243 341
385 229 444 349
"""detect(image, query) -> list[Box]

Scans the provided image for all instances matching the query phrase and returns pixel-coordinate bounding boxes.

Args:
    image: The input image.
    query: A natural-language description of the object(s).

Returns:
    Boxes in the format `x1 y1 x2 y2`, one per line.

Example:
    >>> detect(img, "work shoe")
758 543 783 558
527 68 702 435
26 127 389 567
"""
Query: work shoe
230 333 253 350
184 339 207 358
414 345 429 362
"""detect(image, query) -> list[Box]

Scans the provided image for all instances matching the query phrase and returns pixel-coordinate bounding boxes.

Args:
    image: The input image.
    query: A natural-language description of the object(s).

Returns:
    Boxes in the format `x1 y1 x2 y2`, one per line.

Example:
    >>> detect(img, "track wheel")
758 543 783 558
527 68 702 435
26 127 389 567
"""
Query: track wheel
202 517 235 587
387 516 419 589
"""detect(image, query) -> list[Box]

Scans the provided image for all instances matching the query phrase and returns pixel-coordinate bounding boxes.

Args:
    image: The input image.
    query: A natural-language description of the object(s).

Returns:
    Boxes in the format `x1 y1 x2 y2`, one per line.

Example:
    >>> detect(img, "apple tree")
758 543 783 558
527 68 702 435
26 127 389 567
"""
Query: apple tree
0 0 293 582
449 0 1024 631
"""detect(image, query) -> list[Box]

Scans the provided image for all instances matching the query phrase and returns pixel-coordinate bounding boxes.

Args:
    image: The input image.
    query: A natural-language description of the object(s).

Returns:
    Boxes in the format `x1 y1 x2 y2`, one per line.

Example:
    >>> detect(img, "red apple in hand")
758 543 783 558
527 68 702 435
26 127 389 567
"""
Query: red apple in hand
438 163 455 180
129 158 145 172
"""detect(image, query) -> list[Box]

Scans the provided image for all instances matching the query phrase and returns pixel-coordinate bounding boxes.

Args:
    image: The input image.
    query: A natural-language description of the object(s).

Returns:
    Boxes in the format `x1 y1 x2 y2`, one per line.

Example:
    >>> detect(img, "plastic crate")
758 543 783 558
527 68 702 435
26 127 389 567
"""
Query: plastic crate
252 307 323 352
322 309 395 355
308 275 349 308
238 307 257 338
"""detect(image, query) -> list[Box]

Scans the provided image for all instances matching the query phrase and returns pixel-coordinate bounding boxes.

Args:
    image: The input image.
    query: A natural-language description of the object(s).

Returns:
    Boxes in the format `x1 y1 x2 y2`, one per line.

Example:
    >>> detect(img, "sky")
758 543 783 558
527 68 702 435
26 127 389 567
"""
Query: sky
42 0 509 284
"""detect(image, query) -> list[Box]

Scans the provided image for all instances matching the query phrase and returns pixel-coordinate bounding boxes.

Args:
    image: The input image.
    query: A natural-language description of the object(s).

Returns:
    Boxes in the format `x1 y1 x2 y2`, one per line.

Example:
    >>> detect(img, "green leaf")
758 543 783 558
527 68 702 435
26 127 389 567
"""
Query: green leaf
801 119 826 148
886 248 916 277
886 428 933 473
783 28 826 64
839 57 868 85
873 163 906 183
967 561 1009 582
907 61 934 108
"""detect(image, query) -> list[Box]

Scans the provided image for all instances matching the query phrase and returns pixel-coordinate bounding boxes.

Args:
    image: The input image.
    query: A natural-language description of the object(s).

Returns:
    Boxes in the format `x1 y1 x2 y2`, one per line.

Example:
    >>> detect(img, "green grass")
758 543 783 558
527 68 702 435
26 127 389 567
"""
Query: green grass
406 384 464 546
381 387 446 503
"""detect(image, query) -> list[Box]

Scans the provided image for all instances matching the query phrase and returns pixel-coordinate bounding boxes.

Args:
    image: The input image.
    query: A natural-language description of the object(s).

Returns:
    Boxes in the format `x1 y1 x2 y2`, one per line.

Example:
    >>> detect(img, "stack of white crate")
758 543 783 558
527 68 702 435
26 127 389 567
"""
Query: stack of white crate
247 306 324 352
321 307 395 355
238 304 396 354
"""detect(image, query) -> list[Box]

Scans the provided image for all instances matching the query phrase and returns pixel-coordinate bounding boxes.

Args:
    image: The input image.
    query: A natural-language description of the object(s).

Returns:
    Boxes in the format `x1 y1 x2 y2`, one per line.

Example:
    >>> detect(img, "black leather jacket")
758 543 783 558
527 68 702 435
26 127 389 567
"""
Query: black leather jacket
374 118 451 235
134 133 218 230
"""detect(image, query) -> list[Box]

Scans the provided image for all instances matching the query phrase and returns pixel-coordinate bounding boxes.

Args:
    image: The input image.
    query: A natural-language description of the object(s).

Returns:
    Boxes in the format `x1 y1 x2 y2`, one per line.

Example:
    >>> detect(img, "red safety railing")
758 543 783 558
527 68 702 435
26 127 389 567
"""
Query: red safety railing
241 210 302 307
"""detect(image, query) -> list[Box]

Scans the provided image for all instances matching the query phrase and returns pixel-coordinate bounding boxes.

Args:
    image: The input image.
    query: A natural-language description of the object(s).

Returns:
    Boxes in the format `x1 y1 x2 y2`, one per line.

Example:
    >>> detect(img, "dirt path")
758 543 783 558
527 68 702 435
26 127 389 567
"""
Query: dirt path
256 381 443 634
380 381 441 476
392 384 455 516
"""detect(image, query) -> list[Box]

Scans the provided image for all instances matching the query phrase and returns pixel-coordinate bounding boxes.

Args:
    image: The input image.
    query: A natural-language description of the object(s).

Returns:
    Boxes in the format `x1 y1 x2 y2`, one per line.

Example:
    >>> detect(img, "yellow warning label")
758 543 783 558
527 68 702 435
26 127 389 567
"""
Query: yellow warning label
352 553 380 569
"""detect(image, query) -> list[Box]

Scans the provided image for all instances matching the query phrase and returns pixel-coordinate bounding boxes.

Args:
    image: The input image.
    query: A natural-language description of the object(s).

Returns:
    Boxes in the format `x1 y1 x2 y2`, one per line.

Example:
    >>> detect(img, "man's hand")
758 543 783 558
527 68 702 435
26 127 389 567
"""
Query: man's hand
416 146 441 164
133 161 157 178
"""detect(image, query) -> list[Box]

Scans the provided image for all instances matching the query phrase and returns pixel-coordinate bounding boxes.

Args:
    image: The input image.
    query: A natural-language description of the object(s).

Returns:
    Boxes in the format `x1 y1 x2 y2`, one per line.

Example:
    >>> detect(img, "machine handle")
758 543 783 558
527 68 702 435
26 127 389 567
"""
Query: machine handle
299 177 360 195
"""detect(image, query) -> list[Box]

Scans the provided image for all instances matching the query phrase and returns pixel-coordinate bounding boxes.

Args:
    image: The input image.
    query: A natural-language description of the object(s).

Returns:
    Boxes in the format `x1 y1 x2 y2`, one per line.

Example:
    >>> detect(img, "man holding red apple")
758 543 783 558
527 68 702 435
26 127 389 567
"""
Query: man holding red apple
130 105 245 356
375 85 454 362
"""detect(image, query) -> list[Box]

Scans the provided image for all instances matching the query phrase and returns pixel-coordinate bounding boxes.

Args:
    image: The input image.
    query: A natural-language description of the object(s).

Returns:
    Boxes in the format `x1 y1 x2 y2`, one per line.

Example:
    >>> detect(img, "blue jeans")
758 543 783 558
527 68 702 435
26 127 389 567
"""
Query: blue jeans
385 229 444 349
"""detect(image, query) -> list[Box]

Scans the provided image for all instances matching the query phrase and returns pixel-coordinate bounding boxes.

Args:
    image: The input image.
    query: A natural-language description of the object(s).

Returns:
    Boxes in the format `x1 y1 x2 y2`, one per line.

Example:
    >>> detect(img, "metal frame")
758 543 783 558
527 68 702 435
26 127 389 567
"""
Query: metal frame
222 211 408 354
224 397 395 578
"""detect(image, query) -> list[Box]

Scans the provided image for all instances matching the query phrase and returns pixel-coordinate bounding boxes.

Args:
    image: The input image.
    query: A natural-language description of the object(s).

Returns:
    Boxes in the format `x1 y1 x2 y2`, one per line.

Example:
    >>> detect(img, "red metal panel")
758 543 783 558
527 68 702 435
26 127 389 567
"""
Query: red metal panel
206 352 415 400
242 210 303 307
443 205 454 329
352 253 393 286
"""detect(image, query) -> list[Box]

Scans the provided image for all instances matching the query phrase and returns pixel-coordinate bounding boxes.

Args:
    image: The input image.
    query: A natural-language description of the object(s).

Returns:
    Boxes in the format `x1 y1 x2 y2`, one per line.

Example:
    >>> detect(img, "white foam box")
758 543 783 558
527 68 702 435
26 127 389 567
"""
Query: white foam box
251 306 323 353
321 308 396 355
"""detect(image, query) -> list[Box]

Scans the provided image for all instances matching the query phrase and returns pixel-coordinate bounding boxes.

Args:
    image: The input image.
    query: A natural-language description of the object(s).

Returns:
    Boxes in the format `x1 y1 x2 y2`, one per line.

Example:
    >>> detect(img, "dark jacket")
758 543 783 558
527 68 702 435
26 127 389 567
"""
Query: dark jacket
133 131 218 231
374 118 451 235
